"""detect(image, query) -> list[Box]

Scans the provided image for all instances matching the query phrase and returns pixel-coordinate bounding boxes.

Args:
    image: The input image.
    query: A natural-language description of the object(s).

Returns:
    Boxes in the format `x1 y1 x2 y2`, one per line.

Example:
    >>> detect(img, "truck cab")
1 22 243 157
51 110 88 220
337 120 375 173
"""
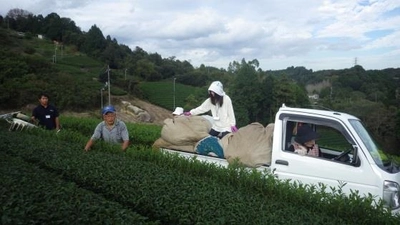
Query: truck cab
272 105 400 214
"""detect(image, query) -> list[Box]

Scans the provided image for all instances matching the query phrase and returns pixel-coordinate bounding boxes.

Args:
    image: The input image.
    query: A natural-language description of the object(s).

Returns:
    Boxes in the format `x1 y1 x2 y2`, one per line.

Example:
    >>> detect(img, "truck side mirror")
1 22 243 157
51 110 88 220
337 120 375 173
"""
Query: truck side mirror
351 145 360 166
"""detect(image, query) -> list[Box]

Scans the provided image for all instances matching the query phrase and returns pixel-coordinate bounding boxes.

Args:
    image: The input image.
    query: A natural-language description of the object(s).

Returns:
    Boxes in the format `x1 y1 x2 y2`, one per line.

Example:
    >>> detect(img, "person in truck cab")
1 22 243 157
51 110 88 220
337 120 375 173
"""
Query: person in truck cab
288 124 322 157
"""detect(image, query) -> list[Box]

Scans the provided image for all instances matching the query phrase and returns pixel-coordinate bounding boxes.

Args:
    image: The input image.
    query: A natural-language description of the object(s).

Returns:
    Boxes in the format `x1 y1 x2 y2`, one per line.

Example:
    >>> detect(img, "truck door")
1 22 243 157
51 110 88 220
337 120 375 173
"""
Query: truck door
272 116 381 197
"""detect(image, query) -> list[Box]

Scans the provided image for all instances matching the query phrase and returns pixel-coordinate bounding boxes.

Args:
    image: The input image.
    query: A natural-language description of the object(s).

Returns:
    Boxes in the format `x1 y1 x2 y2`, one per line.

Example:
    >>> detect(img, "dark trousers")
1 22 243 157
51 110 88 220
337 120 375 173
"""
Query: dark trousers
209 129 230 139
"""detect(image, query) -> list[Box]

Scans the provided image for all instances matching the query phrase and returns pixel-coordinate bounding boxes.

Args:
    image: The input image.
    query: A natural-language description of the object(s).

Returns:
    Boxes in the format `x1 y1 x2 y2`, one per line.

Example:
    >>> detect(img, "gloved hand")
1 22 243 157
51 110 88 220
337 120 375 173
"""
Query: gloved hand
231 125 238 132
183 112 191 116
294 145 307 156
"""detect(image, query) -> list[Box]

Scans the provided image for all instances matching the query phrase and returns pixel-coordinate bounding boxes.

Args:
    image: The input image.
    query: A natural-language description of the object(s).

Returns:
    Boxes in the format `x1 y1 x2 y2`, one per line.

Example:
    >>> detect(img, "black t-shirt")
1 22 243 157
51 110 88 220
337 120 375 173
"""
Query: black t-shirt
32 104 59 130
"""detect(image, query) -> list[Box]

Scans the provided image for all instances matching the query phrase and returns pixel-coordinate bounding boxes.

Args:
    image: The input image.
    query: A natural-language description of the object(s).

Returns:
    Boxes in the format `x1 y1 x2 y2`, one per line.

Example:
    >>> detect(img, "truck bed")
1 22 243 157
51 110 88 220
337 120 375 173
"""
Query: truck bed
160 147 271 174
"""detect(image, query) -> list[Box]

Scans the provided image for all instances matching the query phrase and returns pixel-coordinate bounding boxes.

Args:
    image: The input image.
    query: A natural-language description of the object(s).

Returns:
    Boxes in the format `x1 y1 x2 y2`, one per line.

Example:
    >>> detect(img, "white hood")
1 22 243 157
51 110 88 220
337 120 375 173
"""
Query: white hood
208 81 225 96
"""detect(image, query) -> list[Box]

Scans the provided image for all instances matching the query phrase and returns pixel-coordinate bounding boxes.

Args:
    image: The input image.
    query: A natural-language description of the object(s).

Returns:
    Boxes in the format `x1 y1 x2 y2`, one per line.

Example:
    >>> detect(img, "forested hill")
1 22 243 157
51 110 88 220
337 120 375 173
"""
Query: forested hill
0 9 400 152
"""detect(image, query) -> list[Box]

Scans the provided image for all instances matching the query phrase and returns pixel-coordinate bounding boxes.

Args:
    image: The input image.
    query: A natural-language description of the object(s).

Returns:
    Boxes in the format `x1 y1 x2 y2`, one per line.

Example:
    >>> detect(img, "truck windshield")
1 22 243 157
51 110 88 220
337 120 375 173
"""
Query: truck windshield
349 119 398 172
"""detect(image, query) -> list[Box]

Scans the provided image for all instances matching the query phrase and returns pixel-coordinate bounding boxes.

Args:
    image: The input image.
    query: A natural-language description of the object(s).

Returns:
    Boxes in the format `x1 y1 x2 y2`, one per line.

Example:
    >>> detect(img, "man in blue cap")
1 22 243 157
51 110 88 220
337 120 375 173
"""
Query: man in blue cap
84 105 130 151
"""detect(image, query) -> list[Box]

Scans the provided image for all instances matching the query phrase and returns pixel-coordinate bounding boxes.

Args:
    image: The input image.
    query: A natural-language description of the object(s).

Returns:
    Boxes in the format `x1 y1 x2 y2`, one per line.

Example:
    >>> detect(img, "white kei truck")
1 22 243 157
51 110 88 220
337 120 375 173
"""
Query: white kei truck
161 104 400 214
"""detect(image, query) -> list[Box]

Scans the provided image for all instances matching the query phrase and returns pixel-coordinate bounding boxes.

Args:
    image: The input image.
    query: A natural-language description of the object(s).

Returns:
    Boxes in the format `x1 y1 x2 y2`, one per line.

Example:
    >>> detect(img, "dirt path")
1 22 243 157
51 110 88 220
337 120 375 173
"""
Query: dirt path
116 97 173 126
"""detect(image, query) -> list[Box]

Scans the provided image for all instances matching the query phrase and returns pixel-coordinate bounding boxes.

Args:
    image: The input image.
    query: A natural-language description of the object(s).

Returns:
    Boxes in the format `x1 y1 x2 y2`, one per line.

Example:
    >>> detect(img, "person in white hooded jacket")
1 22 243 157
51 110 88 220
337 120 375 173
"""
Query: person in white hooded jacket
184 81 237 138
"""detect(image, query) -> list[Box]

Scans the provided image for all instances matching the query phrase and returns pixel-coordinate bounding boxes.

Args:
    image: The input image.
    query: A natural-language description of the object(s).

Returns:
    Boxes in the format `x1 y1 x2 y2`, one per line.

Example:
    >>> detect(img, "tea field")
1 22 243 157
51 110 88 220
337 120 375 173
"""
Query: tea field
1 117 399 225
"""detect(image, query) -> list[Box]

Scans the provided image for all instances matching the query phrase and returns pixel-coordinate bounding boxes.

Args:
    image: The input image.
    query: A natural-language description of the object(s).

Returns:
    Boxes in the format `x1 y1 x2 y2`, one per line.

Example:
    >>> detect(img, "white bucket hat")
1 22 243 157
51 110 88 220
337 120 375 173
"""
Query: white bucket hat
172 107 184 115
208 81 225 96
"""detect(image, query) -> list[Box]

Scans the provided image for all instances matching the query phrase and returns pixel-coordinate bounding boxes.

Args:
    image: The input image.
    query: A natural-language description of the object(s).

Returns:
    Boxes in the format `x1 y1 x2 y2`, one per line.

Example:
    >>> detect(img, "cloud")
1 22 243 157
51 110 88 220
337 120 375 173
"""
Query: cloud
0 0 399 71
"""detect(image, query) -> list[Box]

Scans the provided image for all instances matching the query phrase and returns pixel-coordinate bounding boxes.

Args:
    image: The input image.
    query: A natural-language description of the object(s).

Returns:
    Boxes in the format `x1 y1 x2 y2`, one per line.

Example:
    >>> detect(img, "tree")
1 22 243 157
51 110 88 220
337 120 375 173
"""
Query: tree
231 59 263 127
82 25 107 57
6 8 32 19
42 13 63 41
135 59 159 81
273 74 296 108
5 8 33 31
258 75 276 124
335 100 399 154
148 52 163 66
395 110 400 143
101 37 128 69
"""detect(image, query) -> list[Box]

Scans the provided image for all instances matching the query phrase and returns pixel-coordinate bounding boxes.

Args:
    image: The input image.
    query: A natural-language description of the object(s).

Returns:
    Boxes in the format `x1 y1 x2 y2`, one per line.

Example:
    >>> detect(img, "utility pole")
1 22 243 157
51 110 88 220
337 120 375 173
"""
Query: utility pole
101 88 104 109
173 77 176 110
125 68 127 80
53 45 57 64
101 82 107 109
107 65 111 106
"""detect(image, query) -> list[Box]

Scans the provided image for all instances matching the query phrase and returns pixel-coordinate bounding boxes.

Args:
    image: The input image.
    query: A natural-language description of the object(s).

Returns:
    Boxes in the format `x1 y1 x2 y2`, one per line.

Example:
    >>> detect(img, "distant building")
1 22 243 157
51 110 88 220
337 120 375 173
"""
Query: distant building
308 94 319 100
37 34 43 39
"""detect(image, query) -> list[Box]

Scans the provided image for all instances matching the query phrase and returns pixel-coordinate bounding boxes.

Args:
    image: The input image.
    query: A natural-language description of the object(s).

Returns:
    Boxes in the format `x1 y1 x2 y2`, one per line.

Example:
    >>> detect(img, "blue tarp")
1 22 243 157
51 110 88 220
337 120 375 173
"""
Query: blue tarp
195 136 224 158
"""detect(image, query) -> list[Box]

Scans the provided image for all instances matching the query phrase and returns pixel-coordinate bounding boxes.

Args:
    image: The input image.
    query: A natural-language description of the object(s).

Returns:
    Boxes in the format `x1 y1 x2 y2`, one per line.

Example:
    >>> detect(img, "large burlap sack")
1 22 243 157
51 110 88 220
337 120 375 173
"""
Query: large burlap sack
161 116 212 146
152 137 195 152
223 122 274 167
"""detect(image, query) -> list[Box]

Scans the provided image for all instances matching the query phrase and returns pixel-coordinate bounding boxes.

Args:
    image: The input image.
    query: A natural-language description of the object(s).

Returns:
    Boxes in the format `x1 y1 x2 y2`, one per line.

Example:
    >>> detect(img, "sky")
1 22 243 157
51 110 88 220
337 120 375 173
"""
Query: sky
1 0 400 71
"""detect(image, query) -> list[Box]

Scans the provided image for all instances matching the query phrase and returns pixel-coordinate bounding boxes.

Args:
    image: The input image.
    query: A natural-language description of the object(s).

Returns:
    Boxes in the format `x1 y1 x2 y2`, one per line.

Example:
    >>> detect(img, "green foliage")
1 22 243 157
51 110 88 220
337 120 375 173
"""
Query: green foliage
0 152 158 225
2 12 399 152
135 58 161 81
58 54 103 68
0 28 106 111
230 60 309 127
0 123 399 224
59 116 162 146
138 81 203 111
82 25 107 57
23 45 35 54
177 70 208 86
231 59 263 127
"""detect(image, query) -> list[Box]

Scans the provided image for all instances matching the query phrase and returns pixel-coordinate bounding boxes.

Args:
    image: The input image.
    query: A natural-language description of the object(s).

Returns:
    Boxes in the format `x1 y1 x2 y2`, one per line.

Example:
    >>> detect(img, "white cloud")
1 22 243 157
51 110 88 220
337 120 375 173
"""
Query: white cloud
365 30 400 49
0 0 399 71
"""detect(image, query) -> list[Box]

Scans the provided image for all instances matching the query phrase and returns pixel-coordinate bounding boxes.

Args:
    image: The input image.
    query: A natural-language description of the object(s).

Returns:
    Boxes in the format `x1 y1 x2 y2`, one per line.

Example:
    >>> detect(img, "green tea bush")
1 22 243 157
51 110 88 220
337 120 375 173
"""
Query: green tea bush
0 125 399 225
0 152 159 225
60 116 161 146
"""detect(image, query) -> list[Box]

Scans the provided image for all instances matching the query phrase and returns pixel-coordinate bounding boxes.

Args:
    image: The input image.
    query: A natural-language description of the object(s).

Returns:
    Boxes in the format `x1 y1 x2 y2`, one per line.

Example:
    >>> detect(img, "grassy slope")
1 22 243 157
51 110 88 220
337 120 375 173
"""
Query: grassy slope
138 81 203 111
26 34 199 111
2 29 209 114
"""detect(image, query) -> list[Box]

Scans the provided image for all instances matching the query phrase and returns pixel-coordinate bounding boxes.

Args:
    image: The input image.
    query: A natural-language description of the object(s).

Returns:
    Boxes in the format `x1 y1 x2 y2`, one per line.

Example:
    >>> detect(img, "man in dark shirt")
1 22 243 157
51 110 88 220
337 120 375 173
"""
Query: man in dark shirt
31 93 60 131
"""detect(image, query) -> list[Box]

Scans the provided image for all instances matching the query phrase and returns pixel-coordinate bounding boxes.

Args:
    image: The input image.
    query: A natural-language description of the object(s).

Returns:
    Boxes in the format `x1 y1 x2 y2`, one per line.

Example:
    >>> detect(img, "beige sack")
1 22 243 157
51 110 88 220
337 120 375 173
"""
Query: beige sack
223 122 274 167
152 137 195 152
161 116 212 146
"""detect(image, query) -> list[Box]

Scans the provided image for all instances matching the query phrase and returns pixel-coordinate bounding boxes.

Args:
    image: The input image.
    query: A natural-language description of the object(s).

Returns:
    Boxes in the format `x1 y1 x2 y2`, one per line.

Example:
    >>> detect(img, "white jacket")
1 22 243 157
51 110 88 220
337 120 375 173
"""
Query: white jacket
190 95 236 132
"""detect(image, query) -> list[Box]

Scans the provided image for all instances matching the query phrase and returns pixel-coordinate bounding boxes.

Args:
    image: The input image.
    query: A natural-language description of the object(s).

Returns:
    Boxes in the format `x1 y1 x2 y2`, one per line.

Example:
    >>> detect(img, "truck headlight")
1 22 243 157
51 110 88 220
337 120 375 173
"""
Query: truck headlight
383 181 400 209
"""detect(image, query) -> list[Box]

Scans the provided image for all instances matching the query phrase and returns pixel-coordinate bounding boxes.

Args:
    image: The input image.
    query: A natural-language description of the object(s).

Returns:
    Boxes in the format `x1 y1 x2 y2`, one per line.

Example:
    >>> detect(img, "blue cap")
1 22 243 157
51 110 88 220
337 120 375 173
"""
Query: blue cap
102 105 116 115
